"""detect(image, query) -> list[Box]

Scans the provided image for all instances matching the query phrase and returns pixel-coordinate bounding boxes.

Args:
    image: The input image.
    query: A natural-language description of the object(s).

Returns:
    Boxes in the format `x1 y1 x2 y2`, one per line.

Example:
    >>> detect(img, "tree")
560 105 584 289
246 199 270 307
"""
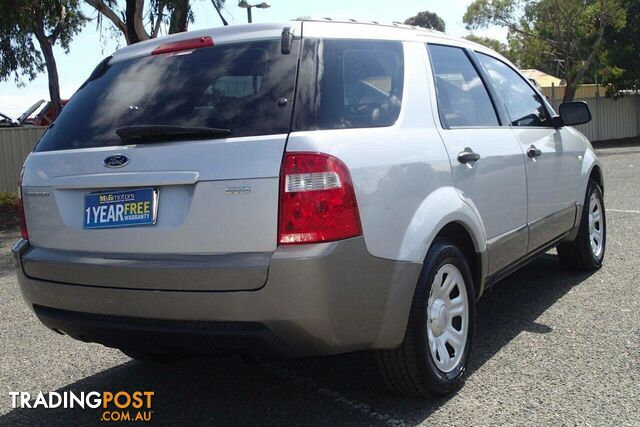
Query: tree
464 0 626 102
602 0 640 94
86 0 226 45
465 34 510 58
0 0 87 114
404 10 446 32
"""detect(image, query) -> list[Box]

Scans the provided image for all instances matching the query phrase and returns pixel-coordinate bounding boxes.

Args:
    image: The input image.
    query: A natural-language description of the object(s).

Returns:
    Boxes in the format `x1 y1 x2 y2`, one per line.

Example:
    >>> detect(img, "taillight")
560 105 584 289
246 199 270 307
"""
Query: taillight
278 152 362 244
151 36 213 55
17 167 28 240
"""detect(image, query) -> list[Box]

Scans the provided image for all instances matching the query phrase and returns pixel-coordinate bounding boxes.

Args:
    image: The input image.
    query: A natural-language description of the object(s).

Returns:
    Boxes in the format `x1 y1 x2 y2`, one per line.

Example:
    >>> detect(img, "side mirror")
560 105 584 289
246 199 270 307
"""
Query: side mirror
559 101 592 126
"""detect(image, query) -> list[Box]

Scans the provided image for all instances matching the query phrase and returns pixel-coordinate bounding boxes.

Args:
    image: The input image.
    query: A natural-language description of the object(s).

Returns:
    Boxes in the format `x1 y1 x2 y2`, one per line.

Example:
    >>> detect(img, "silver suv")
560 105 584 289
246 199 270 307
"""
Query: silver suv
13 19 606 397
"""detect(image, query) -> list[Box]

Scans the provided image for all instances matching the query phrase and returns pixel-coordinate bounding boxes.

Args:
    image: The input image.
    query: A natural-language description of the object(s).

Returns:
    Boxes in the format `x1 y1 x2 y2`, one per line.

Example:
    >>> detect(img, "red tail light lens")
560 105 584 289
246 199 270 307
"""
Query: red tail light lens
152 36 213 55
279 152 362 244
17 167 28 240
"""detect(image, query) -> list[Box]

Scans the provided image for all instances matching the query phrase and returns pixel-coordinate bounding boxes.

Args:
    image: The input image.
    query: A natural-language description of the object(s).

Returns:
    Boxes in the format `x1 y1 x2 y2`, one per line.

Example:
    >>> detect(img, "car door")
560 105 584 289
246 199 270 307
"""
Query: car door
426 44 528 276
476 53 579 251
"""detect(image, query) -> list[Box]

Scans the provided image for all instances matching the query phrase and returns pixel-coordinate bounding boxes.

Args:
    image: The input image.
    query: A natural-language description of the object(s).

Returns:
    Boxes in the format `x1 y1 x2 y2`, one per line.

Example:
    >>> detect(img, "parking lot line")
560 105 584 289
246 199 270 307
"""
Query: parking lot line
608 209 640 214
265 364 407 427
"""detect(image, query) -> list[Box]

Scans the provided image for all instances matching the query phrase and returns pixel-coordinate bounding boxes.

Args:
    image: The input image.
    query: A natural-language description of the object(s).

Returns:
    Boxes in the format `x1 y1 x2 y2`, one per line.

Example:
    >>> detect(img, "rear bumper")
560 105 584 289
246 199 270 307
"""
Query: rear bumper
13 237 421 357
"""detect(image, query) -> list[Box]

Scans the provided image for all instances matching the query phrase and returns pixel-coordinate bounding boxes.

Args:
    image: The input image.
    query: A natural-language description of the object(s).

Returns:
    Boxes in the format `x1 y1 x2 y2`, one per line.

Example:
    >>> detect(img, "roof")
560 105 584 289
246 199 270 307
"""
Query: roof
109 19 509 66
520 69 564 87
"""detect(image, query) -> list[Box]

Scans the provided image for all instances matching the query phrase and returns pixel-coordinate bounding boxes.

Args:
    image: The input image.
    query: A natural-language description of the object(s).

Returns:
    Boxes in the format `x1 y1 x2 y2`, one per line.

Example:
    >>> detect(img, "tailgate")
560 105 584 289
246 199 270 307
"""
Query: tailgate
19 26 300 291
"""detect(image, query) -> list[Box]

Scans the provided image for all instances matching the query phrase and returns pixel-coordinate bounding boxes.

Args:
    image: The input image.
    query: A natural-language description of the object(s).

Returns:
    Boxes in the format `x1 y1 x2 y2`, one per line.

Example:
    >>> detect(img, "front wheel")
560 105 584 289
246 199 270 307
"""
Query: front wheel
557 179 606 270
377 238 476 398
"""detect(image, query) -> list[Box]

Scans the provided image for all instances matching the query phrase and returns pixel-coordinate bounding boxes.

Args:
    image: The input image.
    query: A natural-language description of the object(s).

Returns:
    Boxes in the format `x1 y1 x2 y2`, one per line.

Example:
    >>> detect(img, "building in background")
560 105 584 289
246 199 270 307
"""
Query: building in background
520 69 564 88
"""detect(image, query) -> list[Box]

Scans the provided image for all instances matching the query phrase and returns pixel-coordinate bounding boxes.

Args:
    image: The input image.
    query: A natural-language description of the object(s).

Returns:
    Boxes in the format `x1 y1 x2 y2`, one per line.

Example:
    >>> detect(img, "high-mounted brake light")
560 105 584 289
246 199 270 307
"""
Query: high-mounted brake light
17 166 28 240
151 36 213 55
279 153 362 244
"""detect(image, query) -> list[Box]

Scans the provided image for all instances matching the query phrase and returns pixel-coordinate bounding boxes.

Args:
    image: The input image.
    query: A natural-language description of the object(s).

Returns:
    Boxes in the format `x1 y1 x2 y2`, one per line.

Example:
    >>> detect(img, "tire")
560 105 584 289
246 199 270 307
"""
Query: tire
376 238 476 398
557 179 606 270
120 349 184 363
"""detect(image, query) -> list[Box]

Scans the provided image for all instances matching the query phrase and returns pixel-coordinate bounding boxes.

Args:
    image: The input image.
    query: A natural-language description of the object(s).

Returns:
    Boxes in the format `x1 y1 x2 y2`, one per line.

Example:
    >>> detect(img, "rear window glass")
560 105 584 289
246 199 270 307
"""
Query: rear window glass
294 39 404 130
35 40 298 152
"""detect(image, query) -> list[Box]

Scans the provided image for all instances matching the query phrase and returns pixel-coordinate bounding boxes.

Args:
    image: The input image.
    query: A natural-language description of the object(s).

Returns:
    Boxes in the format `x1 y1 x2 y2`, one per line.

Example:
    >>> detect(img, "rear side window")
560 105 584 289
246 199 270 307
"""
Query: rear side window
35 40 298 152
477 53 551 127
294 39 404 130
427 44 499 128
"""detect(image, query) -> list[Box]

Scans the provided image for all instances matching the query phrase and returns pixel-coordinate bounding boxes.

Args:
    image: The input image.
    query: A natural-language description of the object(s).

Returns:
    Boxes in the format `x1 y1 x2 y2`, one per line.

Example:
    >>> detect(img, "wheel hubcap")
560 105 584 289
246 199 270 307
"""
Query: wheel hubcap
429 299 448 336
427 264 469 373
588 193 604 258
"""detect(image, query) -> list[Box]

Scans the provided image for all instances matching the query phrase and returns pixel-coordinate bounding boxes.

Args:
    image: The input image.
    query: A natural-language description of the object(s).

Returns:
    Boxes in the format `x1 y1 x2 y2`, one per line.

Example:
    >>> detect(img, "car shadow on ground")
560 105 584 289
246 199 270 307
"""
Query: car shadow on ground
0 253 596 426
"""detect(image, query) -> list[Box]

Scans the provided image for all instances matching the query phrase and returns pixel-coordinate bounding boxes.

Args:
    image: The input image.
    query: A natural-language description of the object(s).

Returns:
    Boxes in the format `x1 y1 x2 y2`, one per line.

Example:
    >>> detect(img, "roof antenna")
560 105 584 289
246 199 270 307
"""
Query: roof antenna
211 0 229 26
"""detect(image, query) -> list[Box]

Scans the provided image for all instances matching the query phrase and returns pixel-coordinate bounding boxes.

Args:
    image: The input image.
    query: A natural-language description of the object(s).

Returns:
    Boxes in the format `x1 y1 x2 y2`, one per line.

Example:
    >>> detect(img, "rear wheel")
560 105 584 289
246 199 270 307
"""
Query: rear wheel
377 238 476 398
557 179 606 270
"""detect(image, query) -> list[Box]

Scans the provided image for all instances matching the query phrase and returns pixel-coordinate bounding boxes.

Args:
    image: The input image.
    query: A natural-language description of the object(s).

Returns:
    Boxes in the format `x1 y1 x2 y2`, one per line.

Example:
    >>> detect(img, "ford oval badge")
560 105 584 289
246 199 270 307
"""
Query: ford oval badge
103 154 129 168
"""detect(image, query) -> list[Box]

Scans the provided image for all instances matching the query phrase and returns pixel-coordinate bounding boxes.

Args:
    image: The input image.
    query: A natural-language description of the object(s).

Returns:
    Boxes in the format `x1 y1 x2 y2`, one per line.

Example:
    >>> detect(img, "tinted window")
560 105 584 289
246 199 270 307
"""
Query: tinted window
294 39 404 130
477 53 551 127
36 40 298 152
428 44 499 128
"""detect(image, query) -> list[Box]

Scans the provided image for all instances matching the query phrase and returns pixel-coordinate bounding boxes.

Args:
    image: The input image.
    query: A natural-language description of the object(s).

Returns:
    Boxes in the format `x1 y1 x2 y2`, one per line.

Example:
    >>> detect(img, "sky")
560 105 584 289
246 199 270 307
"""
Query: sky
0 0 506 118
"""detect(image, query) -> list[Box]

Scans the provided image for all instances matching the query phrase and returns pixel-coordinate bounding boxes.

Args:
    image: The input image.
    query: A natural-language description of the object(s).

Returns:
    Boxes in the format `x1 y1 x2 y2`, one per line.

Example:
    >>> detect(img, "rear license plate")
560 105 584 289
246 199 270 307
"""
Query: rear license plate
84 188 158 229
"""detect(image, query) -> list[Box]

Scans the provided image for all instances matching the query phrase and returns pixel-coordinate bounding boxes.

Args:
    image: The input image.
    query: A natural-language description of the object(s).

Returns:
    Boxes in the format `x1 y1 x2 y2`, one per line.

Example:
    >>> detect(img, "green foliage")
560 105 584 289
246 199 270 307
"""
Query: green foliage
602 0 640 94
465 34 510 58
464 0 626 101
0 192 18 208
0 13 43 85
404 11 446 32
0 0 86 85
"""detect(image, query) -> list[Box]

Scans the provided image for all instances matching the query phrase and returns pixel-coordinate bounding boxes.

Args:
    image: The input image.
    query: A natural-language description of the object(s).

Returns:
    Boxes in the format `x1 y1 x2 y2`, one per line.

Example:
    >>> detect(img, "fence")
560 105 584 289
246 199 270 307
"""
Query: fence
566 95 640 142
0 127 46 193
543 85 640 143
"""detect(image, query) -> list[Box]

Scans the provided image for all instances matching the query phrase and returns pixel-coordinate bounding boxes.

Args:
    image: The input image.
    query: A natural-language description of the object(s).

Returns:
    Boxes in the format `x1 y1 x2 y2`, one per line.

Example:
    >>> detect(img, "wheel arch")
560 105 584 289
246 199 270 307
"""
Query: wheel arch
397 186 489 299
397 185 489 299
433 222 484 300
579 149 603 202
589 164 604 193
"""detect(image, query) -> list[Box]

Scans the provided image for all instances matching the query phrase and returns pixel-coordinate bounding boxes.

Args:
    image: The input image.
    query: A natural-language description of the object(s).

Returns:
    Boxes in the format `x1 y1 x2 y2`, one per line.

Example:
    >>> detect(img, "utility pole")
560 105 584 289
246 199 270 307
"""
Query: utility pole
237 1 270 24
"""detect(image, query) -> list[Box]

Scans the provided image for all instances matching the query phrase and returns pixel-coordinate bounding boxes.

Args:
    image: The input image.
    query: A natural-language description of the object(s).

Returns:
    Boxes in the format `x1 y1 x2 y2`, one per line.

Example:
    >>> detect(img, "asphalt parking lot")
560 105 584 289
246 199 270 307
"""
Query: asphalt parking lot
0 144 638 426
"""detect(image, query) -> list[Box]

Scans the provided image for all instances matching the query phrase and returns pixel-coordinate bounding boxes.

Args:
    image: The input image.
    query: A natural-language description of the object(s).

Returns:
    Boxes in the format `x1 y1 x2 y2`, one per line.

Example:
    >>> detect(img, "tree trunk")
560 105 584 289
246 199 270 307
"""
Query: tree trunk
563 82 577 103
125 0 150 44
85 0 130 44
169 0 190 34
34 32 62 115
211 0 228 26
125 0 141 44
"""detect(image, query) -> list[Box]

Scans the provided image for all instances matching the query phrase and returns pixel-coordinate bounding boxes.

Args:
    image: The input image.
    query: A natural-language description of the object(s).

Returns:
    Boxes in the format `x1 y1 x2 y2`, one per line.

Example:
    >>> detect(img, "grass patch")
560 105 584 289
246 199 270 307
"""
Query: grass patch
0 192 18 208
0 192 18 231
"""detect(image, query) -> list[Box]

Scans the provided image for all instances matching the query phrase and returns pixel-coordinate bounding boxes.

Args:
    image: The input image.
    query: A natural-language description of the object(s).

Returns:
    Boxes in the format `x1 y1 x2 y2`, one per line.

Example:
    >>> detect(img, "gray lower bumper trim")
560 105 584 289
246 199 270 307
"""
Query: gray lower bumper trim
21 247 270 292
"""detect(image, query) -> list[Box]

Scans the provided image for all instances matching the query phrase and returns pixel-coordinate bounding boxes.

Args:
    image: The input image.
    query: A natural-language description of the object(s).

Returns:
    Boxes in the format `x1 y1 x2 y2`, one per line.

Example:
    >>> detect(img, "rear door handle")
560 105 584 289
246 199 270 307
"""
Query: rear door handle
458 148 481 164
527 145 542 158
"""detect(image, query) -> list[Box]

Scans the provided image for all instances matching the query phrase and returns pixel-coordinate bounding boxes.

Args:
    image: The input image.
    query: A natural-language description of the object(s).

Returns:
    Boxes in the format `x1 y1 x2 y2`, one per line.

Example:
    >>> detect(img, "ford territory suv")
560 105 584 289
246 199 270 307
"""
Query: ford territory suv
13 19 606 397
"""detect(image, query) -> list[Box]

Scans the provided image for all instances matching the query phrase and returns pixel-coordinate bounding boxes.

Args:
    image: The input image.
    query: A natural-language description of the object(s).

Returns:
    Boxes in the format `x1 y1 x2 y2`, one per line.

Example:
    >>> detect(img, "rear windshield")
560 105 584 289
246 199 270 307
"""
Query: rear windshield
35 40 299 152
294 39 404 130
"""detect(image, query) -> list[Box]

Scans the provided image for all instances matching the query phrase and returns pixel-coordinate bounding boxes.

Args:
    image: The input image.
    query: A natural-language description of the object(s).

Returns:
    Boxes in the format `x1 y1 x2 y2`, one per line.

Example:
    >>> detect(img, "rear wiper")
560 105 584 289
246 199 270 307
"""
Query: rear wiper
116 125 231 143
